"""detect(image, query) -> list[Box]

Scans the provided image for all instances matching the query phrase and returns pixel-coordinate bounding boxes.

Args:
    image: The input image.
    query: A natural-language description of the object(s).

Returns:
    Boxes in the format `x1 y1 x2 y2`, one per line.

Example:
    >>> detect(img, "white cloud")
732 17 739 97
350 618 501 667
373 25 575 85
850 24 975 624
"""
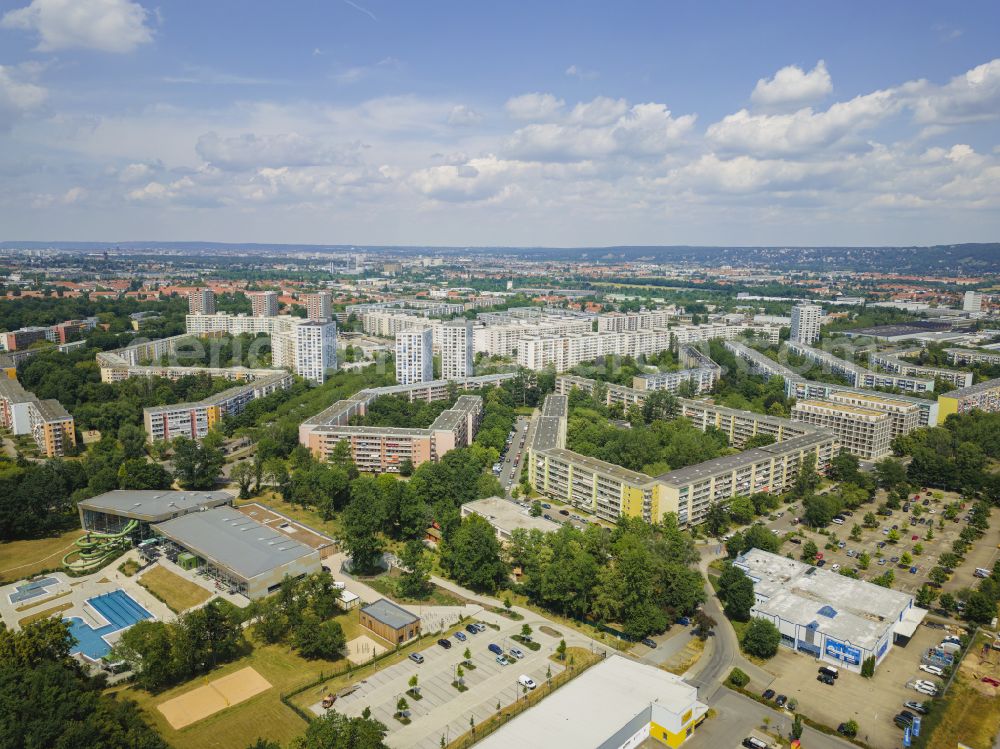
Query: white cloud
1 0 153 53
195 132 361 171
565 64 598 80
904 58 1000 125
0 64 47 130
447 105 482 127
568 96 628 126
504 92 564 121
707 89 898 156
751 60 833 110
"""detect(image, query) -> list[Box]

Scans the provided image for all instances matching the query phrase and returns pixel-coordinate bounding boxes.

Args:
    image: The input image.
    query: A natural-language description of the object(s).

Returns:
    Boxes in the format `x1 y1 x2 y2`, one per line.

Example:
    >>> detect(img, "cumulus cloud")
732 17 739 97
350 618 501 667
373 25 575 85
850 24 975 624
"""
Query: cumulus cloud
751 60 833 110
2 0 153 53
904 59 1000 125
504 92 564 121
447 105 482 127
0 64 46 130
195 132 362 171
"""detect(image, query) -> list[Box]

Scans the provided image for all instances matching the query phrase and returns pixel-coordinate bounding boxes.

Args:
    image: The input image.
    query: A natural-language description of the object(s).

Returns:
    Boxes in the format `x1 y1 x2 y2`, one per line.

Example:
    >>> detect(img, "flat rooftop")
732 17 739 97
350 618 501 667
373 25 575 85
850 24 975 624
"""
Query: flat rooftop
154 507 319 581
845 322 950 338
795 399 889 419
78 489 232 522
736 549 913 650
360 598 419 629
463 497 562 534
543 447 654 485
0 378 32 403
474 655 705 749
34 398 72 421
941 376 1000 399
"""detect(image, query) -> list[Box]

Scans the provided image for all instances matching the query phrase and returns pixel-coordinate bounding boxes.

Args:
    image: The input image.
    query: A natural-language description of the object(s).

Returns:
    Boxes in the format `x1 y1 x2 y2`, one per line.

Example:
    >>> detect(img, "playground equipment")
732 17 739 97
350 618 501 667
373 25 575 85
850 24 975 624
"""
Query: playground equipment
62 520 138 572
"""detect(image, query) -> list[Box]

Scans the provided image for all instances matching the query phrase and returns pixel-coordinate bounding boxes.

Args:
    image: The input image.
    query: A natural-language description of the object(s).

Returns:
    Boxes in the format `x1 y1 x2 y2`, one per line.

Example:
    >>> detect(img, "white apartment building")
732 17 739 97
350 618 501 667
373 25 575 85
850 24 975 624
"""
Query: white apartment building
304 291 332 321
473 318 592 357
441 319 474 380
188 288 216 314
963 291 984 313
249 291 279 317
790 303 823 344
289 321 338 384
396 327 434 385
597 310 675 332
792 399 892 461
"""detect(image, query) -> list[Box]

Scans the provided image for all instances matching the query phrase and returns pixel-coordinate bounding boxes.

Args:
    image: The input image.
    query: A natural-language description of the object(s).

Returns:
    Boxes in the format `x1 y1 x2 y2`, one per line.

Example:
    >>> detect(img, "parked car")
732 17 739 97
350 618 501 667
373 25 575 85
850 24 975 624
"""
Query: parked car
408 653 424 664
438 638 453 650
904 701 928 714
982 676 1000 687
775 694 788 707
920 664 944 676
818 673 835 685
518 675 537 690
509 647 525 660
559 509 570 516
762 688 776 700
831 563 841 572
454 631 467 642
641 638 657 648
910 566 919 574
742 739 768 749
816 559 826 567
488 643 503 655
894 713 914 729
465 624 479 635
790 537 802 545
677 616 691 626
837 541 846 548
473 622 487 632
496 655 510 666
912 535 919 540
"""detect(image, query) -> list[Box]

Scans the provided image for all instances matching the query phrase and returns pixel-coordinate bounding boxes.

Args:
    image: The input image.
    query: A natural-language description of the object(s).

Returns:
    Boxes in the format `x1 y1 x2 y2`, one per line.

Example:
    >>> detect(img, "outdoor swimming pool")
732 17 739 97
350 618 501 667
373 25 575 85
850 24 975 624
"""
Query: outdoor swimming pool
8 576 58 604
67 589 154 660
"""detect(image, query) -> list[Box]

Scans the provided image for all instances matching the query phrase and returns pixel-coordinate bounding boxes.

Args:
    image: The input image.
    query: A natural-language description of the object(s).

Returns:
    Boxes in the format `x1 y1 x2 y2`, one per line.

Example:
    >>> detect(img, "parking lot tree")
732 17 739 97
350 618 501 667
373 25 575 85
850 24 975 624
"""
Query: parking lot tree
395 697 409 718
292 711 389 749
913 543 924 556
925 526 934 541
521 623 532 638
463 647 472 666
863 511 878 528
850 524 862 541
928 566 949 586
964 591 997 624
740 618 780 659
530 500 542 517
801 540 818 562
887 529 900 544
842 720 859 738
728 495 755 525
939 592 956 612
408 674 419 694
916 585 938 608
858 552 870 570
556 639 567 661
872 569 895 588
441 513 507 593
900 551 913 566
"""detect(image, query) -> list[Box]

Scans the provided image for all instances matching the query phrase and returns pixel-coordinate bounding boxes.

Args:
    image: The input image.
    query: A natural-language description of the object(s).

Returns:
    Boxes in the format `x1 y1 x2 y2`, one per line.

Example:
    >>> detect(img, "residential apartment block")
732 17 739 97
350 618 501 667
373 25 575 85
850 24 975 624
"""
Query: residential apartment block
143 372 293 442
0 378 76 457
396 327 434 385
791 399 892 461
790 303 823 344
249 291 279 317
304 291 332 321
785 377 939 428
869 350 972 389
787 341 934 393
937 377 1000 424
945 348 1000 367
188 288 216 314
440 319 474 381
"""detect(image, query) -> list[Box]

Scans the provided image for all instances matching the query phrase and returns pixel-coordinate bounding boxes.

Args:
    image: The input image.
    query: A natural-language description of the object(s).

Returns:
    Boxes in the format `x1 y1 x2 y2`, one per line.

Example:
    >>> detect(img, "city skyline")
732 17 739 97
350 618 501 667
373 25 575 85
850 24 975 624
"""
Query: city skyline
0 0 998 247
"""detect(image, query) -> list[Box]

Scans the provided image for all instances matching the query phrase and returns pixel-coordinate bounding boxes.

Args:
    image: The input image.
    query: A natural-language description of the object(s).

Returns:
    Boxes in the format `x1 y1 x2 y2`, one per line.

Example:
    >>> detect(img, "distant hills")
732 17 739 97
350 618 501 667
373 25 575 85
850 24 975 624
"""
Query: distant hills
1 241 998 274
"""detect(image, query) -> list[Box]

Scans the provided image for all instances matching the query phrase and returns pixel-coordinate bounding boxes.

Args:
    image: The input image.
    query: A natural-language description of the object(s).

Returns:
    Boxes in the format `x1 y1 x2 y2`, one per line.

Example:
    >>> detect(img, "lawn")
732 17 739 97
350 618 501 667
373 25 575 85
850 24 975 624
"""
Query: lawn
237 492 343 541
361 569 470 608
111 633 350 749
0 528 84 584
501 590 631 651
138 566 212 613
19 601 73 627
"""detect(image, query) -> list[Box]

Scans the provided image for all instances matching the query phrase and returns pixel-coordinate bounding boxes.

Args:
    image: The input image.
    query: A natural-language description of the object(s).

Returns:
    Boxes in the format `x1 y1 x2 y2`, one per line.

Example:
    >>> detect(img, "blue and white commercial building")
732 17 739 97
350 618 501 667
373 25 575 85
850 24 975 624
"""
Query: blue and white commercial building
734 549 925 673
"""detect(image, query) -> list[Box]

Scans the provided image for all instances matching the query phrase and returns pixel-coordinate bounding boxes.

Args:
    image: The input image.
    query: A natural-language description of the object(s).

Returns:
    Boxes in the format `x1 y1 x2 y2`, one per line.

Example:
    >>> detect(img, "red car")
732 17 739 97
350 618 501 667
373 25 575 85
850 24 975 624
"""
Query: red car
982 677 1000 687
912 535 919 541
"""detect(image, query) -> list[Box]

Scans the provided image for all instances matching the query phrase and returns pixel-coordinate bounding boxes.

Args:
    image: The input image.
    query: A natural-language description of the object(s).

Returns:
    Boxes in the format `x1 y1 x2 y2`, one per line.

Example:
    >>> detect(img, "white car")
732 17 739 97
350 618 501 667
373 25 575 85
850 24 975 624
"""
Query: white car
920 664 944 676
913 680 938 696
518 675 536 690
831 563 841 572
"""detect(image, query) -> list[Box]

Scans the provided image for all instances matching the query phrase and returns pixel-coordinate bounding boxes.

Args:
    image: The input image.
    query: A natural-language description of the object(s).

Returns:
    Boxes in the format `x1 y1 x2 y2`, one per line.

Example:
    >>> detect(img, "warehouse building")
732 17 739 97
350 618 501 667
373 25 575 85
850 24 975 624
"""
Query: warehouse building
153 507 321 599
359 599 420 644
77 489 233 539
734 549 923 673
475 655 707 749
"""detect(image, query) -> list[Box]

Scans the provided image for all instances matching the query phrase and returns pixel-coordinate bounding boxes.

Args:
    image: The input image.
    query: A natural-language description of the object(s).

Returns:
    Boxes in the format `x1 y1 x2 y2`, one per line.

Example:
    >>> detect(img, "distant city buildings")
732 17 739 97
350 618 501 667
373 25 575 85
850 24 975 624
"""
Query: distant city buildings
188 288 216 315
395 327 434 385
790 303 822 344
963 290 984 313
304 291 332 321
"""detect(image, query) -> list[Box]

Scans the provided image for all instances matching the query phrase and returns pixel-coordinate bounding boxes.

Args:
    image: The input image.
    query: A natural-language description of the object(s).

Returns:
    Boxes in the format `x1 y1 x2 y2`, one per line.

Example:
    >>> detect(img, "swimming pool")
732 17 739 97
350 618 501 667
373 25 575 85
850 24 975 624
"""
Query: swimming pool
67 589 154 661
8 576 58 604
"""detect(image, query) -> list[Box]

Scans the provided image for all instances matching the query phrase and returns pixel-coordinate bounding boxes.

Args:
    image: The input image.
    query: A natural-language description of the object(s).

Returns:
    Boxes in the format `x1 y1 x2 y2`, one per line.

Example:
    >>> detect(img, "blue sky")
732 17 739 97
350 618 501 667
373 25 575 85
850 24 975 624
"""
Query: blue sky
0 0 998 247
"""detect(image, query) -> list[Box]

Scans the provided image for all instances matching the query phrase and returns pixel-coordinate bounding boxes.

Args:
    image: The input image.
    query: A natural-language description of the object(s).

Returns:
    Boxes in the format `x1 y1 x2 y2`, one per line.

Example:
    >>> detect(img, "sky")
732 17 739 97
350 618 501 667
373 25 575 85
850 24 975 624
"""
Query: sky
0 0 999 248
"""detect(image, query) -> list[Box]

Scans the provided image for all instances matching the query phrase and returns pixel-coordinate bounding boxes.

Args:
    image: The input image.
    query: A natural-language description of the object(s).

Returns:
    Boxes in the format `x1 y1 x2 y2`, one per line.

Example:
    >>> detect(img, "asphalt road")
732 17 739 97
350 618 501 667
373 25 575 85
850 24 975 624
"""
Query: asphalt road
497 416 528 496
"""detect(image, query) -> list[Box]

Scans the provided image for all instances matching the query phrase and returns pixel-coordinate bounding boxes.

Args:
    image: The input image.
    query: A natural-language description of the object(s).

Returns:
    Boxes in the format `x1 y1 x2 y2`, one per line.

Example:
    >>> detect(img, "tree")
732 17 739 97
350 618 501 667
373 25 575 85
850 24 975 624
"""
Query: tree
521 623 533 638
916 585 938 608
118 422 148 459
929 567 949 586
875 457 907 490
791 714 803 740
441 514 507 592
408 674 419 695
398 540 432 598
850 524 862 542
801 540 818 562
830 451 861 483
728 667 750 687
964 591 996 624
728 495 755 525
900 551 913 566
231 461 255 499
793 452 819 498
693 610 716 640
872 569 895 588
117 458 173 490
861 655 876 678
722 570 755 622
529 500 542 517
887 529 900 544
343 480 385 574
704 503 729 537
741 618 780 659
293 614 346 660
292 712 389 749
863 512 878 529
939 592 956 612
395 697 409 718
556 639 567 661
858 552 871 570
171 434 224 490
842 719 859 738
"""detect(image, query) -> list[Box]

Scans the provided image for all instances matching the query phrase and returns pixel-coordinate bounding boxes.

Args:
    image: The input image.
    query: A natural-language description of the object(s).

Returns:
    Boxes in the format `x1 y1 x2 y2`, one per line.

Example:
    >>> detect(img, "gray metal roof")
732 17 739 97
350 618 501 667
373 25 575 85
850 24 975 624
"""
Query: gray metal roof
361 598 419 629
153 507 318 581
77 490 232 522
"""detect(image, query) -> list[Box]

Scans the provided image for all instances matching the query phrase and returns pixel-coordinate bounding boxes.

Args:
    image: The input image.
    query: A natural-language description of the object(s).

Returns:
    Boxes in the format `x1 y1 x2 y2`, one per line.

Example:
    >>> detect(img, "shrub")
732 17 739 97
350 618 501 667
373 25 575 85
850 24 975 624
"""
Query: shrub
728 667 750 687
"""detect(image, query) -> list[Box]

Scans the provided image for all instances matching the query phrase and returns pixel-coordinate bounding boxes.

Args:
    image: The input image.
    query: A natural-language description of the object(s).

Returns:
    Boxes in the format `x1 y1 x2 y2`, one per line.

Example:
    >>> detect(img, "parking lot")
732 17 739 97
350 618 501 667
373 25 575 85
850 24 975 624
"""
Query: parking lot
762 490 1000 599
755 620 947 749
310 617 567 749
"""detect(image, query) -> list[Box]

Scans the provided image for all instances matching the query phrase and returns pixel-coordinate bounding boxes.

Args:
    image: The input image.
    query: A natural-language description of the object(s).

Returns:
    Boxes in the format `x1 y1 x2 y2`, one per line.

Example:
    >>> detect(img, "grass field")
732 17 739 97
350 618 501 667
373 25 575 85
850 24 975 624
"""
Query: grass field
362 569 469 608
138 566 212 613
0 528 83 584
19 601 73 627
501 590 631 651
237 492 343 541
